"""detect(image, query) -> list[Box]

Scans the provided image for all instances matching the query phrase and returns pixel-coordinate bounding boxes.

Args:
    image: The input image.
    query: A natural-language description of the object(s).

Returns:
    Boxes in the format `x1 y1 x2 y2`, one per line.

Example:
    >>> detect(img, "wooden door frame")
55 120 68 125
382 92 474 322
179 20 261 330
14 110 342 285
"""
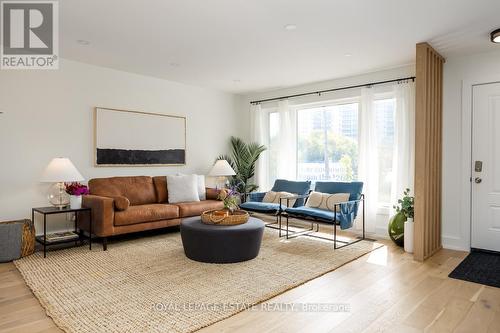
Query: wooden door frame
457 77 500 252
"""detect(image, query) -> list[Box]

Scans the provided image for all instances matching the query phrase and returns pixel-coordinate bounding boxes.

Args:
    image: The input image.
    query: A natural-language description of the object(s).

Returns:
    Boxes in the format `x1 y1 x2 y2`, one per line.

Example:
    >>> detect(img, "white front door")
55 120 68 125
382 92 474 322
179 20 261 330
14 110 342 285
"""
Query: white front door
472 82 500 252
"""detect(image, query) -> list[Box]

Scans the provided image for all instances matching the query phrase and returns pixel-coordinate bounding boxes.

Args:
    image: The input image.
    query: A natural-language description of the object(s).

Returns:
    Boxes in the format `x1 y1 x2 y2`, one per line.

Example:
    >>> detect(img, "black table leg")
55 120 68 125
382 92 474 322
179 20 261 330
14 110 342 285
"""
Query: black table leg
43 214 47 258
74 212 78 246
89 211 92 250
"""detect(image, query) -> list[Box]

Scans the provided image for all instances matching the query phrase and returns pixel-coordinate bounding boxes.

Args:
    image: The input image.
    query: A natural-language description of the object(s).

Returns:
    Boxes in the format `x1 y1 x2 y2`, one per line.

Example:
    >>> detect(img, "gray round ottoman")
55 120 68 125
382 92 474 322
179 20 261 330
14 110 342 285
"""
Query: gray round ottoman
180 216 265 263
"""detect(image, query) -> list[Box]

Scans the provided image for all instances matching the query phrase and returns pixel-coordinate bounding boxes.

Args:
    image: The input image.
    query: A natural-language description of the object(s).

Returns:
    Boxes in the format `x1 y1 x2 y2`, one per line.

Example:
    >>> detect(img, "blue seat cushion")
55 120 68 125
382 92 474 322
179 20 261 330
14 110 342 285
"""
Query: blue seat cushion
271 179 311 207
240 201 284 213
285 205 356 230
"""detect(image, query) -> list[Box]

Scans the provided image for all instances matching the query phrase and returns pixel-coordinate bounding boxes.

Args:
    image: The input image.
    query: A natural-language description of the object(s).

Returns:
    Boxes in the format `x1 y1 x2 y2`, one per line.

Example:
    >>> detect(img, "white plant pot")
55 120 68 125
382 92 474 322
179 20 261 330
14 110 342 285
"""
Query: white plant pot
404 218 414 253
70 195 82 209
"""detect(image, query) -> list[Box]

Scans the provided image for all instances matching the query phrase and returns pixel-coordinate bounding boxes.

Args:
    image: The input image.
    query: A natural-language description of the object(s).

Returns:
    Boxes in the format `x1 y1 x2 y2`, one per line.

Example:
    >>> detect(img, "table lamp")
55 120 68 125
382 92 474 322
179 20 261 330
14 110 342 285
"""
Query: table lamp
40 157 84 209
208 160 236 189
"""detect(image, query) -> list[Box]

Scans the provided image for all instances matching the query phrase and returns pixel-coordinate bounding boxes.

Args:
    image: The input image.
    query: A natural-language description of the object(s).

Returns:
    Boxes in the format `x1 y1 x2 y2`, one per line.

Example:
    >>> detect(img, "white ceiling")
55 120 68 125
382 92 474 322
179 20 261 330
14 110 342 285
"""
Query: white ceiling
60 0 500 94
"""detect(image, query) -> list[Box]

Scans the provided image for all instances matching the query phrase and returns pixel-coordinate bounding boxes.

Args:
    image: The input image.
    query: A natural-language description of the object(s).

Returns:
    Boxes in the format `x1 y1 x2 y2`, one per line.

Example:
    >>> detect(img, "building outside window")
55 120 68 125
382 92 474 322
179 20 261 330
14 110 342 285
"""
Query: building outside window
296 103 359 181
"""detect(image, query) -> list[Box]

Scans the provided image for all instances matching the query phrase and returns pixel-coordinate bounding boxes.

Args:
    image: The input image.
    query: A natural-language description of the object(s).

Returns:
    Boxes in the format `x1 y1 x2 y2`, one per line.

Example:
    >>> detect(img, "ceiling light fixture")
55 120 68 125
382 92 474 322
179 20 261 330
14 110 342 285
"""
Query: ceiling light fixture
284 24 297 31
344 53 352 57
76 39 90 45
491 28 500 43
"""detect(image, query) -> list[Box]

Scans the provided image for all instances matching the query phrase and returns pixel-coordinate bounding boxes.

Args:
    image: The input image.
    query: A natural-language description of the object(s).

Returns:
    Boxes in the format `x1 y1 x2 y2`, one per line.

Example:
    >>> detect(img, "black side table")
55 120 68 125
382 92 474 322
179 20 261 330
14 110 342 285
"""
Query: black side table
32 206 92 258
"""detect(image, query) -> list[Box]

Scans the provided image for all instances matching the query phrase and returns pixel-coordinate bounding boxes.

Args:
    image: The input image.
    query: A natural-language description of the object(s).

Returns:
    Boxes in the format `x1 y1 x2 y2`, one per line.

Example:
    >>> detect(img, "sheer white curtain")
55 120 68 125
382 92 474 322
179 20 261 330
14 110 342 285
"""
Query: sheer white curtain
358 88 379 232
276 100 297 180
250 103 269 190
391 81 415 209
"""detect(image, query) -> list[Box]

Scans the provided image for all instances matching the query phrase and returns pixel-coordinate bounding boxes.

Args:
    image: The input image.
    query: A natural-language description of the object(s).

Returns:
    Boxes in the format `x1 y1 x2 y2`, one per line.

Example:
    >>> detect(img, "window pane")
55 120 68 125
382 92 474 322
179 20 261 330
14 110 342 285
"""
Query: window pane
297 103 359 181
375 98 395 204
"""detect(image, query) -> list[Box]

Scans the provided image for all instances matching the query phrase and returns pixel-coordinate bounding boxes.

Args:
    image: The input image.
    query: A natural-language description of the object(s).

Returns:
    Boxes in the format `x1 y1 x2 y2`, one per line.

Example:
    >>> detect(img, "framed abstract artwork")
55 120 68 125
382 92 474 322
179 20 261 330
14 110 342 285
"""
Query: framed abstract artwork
94 107 186 166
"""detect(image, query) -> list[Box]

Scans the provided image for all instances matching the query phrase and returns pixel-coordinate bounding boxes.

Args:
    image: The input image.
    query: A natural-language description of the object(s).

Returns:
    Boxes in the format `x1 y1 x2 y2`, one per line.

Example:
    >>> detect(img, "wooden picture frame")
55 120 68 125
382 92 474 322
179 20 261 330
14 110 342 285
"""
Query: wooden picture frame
94 107 186 167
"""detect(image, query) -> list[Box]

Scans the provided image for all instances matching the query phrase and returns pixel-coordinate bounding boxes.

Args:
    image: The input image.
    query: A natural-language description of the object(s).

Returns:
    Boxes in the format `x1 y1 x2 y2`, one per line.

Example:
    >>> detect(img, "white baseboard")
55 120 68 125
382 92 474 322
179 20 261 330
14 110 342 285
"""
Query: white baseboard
442 235 469 252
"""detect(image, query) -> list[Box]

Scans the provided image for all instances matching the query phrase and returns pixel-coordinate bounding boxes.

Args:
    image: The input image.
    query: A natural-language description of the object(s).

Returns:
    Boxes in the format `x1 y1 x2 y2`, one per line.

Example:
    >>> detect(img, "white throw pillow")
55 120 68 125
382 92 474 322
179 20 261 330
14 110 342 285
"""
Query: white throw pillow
167 174 200 203
262 191 296 207
306 191 350 212
306 191 323 208
272 191 297 207
176 173 206 200
322 193 350 211
196 175 206 200
262 191 277 203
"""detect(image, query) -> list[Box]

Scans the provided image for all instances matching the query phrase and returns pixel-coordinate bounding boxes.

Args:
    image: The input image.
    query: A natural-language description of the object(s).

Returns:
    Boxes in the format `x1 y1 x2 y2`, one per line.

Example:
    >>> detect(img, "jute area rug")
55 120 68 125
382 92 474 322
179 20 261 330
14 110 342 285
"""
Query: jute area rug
15 222 382 333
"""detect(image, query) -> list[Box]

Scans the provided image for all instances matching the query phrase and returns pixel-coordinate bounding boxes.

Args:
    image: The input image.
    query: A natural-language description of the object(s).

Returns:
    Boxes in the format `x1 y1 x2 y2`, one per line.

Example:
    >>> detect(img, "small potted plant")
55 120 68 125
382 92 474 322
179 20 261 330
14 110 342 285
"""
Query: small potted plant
393 188 414 253
65 182 89 209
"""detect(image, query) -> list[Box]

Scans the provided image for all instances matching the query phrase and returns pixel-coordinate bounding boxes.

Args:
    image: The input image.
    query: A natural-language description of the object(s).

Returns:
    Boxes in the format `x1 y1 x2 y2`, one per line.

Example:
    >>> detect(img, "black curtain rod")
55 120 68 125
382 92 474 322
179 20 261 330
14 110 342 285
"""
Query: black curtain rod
250 76 416 105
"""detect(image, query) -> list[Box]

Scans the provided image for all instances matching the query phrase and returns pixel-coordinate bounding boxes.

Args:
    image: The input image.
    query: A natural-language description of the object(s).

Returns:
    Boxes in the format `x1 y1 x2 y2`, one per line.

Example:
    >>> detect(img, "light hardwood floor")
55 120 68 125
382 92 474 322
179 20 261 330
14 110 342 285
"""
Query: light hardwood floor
1 237 499 333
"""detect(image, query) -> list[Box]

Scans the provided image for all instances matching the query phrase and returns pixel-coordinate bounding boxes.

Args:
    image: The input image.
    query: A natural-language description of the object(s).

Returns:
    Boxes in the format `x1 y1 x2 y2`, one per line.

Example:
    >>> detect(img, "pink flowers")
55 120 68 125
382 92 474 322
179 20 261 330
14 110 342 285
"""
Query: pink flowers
65 182 89 196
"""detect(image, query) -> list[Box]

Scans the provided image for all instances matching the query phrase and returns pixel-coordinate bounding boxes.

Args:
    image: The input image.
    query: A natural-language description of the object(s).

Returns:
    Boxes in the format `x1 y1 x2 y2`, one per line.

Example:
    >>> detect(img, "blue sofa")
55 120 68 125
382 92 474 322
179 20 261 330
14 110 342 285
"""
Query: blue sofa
240 179 311 215
282 181 365 249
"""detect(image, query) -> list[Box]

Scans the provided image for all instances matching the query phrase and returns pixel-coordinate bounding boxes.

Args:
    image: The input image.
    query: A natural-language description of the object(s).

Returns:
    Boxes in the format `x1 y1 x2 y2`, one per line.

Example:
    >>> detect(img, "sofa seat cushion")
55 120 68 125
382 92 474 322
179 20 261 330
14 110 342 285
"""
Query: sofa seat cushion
286 206 335 222
176 200 224 218
114 204 179 226
285 206 356 230
240 201 284 213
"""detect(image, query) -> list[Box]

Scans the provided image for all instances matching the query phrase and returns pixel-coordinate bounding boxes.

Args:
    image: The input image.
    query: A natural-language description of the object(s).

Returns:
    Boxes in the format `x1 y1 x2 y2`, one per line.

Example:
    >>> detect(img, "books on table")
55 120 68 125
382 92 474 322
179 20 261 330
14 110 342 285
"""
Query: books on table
44 231 79 243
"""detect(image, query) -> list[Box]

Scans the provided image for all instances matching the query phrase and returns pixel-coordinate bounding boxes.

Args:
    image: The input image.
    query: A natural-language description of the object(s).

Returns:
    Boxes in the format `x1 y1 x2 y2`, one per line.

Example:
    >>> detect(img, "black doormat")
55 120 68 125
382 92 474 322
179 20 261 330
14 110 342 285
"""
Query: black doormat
449 250 500 288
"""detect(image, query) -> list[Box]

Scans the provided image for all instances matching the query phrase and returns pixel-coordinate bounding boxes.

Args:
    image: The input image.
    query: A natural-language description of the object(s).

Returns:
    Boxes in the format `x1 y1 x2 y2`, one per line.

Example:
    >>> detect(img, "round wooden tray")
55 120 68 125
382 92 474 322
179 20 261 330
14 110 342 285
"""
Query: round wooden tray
201 209 249 225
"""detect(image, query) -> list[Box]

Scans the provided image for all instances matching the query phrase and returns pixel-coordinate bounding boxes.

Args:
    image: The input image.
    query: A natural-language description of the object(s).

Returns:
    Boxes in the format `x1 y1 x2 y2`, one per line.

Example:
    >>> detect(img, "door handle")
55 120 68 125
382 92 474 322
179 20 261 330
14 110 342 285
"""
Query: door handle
475 177 482 184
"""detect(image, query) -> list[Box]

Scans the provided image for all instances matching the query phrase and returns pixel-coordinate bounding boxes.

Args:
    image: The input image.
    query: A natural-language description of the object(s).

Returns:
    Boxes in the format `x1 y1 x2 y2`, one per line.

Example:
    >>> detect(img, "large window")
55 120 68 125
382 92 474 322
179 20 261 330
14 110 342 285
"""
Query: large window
297 103 359 181
266 97 396 206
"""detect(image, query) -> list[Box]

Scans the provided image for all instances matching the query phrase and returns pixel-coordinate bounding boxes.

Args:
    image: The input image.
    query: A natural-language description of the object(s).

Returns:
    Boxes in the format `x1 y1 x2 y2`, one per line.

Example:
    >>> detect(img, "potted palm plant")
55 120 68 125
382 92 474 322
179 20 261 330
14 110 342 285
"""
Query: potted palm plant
217 136 266 198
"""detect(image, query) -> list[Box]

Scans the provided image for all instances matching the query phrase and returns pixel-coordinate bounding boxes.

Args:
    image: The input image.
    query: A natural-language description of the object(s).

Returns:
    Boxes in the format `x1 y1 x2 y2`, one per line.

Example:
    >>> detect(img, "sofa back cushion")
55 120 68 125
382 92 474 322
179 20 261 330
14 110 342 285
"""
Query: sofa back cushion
153 176 168 203
89 176 157 206
271 179 311 207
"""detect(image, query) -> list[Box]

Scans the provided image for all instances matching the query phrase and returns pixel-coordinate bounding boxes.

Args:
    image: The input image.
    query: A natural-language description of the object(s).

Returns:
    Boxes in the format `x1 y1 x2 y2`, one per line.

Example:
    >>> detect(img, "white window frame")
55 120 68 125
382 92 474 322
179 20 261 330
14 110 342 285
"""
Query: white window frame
262 93 398 211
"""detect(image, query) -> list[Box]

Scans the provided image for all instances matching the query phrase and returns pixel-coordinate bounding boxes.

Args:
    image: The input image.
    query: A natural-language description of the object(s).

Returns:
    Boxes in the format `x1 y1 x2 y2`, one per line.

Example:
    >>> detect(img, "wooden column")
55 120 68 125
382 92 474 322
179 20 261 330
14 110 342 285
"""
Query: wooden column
414 43 445 261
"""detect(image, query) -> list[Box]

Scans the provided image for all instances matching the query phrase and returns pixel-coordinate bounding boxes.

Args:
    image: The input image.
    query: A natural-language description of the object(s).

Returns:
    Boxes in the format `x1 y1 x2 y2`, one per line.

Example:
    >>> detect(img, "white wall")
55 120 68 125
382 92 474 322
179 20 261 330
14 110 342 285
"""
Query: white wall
239 65 416 238
442 49 500 251
0 59 241 232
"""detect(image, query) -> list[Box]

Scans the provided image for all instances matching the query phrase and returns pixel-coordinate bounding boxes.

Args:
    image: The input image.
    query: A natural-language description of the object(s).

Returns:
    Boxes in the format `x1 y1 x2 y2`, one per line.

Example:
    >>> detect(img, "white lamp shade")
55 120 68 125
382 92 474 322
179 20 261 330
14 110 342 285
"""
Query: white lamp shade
208 160 236 177
40 158 84 183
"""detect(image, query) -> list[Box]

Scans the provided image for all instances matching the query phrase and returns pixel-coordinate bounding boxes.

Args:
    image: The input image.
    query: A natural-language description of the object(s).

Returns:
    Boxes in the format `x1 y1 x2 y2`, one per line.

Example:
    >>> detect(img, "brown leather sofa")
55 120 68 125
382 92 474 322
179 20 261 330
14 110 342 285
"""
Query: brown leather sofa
78 176 223 250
